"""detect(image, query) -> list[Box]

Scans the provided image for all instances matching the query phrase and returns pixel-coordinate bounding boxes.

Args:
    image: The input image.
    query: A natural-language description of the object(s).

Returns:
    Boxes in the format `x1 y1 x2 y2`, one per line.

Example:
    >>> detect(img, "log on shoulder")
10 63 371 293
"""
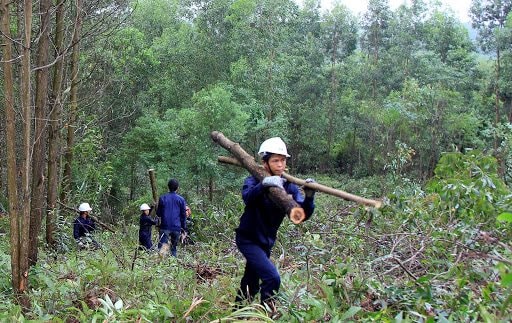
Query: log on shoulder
211 131 306 224
218 156 382 208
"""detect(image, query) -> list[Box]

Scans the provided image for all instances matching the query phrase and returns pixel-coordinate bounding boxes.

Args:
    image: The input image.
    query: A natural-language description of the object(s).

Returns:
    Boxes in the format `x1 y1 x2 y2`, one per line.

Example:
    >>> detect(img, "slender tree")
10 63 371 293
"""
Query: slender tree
29 0 52 266
1 0 21 294
360 0 392 100
61 0 83 205
18 0 34 300
470 0 512 146
321 4 357 163
46 0 67 247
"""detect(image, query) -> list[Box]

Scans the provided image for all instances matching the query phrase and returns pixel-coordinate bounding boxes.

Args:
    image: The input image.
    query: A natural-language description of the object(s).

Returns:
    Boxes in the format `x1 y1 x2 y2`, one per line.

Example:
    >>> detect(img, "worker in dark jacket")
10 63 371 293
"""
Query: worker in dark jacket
73 202 99 250
139 203 157 250
156 179 187 257
234 137 316 315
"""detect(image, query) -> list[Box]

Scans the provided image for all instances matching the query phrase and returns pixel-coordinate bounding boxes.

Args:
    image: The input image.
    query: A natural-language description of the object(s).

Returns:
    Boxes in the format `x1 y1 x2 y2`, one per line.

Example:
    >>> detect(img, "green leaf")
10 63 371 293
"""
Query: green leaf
339 306 361 321
501 273 512 287
497 212 512 223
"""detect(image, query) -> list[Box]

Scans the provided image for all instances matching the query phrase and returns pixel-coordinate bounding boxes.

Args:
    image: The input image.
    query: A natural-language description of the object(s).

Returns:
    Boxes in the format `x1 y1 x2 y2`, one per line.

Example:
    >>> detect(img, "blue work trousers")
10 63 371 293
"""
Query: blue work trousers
235 237 281 303
158 229 180 257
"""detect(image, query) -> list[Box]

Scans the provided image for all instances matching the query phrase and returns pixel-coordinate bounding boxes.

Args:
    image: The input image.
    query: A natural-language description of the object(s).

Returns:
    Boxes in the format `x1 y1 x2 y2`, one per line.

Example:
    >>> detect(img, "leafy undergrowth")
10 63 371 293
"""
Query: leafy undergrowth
1 153 511 322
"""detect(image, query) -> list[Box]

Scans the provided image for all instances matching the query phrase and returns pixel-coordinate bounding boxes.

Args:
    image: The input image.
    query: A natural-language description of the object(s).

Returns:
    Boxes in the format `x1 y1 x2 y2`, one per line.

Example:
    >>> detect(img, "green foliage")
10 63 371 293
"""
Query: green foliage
426 150 511 222
2 167 512 321
70 122 114 210
72 0 500 180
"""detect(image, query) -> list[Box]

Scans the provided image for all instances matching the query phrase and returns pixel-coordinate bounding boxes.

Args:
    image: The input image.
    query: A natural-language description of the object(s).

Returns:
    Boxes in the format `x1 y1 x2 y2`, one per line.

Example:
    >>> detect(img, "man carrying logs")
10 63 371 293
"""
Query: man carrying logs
211 131 382 316
233 137 316 314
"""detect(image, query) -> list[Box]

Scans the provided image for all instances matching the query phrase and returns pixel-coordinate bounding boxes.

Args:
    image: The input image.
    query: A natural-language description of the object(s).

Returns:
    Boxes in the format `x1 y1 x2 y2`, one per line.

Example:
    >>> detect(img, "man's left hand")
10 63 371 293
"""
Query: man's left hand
304 178 317 198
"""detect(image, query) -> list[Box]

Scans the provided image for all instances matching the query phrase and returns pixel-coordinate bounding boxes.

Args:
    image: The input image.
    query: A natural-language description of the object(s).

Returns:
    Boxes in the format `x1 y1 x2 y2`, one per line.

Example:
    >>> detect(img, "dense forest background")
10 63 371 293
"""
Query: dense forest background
1 0 512 321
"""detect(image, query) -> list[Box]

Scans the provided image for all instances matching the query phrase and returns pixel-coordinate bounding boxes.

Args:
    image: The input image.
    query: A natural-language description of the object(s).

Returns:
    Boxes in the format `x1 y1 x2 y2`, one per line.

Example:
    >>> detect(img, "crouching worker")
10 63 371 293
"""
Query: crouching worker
139 203 157 251
234 137 316 316
73 203 100 250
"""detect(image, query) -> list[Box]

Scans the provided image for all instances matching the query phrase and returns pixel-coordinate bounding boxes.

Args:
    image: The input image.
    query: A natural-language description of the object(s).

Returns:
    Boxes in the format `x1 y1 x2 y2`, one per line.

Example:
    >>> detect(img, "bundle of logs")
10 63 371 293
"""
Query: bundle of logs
210 131 381 224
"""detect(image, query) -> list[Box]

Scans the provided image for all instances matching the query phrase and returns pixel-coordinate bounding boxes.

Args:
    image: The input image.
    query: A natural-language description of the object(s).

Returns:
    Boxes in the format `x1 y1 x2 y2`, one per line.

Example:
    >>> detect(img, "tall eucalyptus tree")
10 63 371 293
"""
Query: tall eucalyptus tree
29 0 52 266
320 4 358 167
360 0 392 100
470 0 512 129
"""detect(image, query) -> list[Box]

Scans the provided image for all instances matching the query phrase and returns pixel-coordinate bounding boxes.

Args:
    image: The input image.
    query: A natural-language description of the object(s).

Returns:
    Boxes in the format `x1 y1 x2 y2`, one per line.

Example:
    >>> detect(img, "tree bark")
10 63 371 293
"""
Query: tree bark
148 169 159 216
47 0 67 247
17 0 34 298
494 48 500 151
29 0 52 266
61 0 82 204
218 156 382 208
1 0 21 293
211 131 305 224
327 28 339 172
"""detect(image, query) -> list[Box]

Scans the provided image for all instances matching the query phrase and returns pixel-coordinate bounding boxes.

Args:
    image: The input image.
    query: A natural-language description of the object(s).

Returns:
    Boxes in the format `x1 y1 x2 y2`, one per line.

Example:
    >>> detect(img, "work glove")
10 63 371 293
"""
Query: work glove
180 230 188 244
303 178 316 198
262 176 284 189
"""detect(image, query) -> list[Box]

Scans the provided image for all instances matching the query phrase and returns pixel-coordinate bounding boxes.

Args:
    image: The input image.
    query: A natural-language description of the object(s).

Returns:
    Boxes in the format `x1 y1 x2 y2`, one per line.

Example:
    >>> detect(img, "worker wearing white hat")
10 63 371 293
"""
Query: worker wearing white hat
73 203 99 250
138 203 157 250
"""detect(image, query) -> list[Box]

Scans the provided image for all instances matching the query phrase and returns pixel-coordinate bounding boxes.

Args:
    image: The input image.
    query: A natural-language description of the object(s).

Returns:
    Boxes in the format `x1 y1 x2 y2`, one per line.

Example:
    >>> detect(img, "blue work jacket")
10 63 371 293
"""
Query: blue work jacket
235 176 315 250
73 216 96 239
156 192 187 232
139 213 157 248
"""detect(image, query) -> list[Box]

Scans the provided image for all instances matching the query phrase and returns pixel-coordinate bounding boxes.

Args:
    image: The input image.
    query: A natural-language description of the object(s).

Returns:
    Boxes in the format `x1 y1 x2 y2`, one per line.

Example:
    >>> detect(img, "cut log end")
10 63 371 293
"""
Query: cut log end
289 207 306 224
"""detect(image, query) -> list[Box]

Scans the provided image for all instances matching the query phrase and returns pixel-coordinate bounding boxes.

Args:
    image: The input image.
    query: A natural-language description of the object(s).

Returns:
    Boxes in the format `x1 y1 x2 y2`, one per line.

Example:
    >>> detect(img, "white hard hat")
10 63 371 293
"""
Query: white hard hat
140 203 151 211
78 203 92 212
258 137 290 158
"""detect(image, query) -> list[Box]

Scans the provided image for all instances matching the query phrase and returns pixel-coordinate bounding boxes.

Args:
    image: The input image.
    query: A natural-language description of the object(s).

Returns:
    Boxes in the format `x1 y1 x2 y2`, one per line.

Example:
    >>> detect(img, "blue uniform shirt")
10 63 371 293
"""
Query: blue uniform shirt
156 192 187 232
139 213 157 249
235 176 315 249
73 216 96 239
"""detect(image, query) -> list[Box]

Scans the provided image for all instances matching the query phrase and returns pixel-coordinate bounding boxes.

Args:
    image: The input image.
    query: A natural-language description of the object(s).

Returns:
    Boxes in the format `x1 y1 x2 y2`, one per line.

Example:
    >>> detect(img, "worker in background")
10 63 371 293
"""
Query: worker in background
73 202 100 250
156 179 187 257
234 137 316 317
139 203 157 251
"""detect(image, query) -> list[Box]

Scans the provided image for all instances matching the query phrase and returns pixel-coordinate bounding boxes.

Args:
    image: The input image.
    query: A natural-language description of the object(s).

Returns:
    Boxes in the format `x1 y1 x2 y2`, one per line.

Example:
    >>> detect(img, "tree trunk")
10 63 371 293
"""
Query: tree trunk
1 0 21 293
211 131 306 224
61 0 82 204
18 0 34 298
494 48 501 151
46 0 67 247
148 168 159 214
327 28 339 171
29 0 52 266
130 163 135 200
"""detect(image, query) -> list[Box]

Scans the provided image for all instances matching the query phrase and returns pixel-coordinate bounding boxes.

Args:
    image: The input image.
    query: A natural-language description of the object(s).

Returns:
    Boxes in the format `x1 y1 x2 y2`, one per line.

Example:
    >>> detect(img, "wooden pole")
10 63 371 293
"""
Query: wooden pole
211 131 306 223
218 156 382 208
148 169 159 215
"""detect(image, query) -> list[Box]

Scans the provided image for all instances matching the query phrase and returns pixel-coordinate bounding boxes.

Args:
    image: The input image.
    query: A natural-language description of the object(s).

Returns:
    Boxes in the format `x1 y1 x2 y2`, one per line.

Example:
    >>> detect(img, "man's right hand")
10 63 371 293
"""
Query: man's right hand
262 176 284 189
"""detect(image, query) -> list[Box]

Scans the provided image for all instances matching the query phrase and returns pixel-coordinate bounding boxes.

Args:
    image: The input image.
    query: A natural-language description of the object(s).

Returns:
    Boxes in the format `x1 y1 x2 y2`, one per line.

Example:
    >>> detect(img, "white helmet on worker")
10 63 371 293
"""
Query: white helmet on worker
78 203 92 212
140 203 151 211
258 137 290 158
